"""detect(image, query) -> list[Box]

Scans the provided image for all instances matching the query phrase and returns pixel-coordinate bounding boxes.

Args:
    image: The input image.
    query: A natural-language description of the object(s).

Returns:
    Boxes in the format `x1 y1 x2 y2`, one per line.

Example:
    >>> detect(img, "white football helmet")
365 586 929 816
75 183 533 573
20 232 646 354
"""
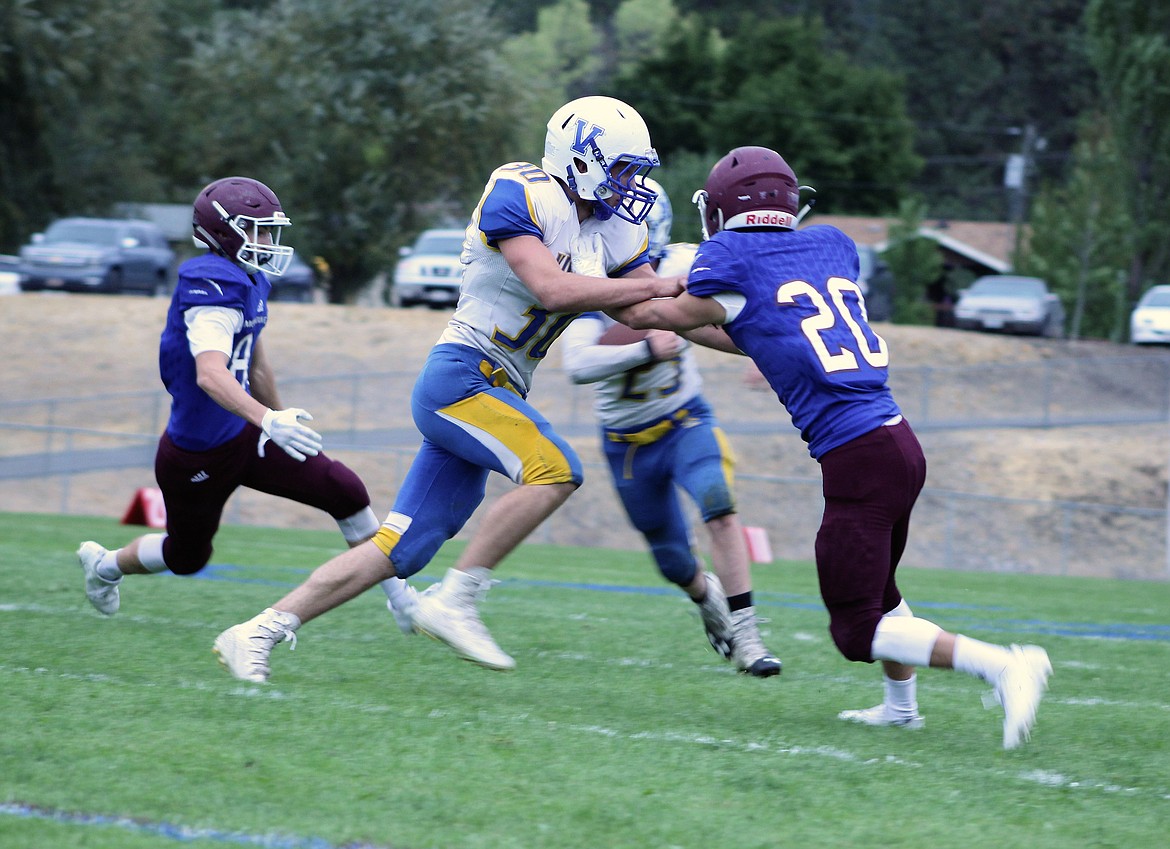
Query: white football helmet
542 95 660 224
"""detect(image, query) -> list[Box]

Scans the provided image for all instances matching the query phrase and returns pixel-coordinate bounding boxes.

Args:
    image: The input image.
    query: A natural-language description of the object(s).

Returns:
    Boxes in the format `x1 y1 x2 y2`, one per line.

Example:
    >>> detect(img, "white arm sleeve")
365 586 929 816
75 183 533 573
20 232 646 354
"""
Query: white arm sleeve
185 306 244 358
710 292 747 323
561 316 654 385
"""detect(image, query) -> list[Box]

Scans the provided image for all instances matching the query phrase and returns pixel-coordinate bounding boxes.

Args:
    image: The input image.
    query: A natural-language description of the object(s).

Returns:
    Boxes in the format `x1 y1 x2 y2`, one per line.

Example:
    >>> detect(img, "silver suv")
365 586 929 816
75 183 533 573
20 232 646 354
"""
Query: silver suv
19 217 175 295
391 228 465 308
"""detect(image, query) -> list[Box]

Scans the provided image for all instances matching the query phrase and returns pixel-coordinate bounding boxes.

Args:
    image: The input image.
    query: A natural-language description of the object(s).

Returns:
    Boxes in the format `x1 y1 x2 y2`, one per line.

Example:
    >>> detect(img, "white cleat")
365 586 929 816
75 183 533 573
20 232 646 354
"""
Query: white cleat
994 644 1052 749
411 567 515 671
77 541 121 615
213 608 300 683
730 607 782 677
838 703 925 729
696 571 733 660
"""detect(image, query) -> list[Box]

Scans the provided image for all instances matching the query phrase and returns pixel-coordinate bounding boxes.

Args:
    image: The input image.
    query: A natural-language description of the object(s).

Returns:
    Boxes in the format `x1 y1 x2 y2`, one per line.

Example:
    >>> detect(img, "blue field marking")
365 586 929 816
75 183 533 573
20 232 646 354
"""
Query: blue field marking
179 565 1169 643
0 802 389 849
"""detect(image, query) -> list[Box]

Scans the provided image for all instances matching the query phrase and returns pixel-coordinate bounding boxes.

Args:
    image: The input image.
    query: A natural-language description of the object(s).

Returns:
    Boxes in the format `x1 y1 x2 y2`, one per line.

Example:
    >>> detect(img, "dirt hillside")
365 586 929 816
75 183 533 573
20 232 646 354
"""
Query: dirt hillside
2 293 1167 579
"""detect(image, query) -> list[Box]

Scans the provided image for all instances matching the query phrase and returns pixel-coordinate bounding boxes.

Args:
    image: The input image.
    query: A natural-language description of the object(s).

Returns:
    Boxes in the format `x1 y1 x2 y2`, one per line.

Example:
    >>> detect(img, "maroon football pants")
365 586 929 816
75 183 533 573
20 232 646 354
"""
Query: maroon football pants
153 423 370 574
814 418 927 662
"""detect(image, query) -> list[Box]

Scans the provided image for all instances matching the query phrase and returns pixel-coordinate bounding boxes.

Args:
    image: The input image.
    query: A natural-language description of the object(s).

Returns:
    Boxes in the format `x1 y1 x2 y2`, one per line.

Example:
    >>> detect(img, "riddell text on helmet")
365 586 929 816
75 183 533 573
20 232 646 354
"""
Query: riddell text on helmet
744 211 794 226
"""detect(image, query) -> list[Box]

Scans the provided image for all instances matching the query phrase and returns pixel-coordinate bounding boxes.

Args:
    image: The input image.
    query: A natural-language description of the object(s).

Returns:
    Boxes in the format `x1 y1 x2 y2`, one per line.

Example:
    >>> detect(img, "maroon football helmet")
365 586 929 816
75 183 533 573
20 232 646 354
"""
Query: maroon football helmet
192 176 294 275
694 146 801 238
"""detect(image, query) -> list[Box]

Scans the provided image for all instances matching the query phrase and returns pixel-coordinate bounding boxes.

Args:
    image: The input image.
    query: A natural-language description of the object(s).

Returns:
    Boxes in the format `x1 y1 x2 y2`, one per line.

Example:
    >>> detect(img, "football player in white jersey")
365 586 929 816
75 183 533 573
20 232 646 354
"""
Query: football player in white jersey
561 216 782 676
642 176 672 268
215 96 685 680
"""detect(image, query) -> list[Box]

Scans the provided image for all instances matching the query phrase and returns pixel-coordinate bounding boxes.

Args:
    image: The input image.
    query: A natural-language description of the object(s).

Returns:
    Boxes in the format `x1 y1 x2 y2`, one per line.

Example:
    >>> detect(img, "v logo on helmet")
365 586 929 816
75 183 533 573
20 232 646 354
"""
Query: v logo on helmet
571 120 605 156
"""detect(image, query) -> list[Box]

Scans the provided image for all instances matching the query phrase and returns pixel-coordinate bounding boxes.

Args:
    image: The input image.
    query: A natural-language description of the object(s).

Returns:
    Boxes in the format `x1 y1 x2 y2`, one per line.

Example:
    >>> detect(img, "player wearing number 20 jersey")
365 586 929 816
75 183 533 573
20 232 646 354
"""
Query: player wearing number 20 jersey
687 224 900 460
617 145 1052 749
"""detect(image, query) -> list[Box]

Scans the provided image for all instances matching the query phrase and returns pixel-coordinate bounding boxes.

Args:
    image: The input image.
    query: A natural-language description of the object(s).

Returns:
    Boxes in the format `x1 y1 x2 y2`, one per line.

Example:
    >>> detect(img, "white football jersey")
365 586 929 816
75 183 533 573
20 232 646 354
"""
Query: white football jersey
439 161 650 396
560 313 703 429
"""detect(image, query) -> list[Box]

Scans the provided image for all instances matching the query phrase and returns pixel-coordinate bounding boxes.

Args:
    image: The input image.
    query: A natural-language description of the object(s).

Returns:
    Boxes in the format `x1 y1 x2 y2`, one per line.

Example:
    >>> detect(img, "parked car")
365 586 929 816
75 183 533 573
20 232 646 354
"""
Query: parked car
953 274 1065 337
856 244 893 321
1130 284 1170 345
391 228 465 308
269 250 317 303
0 254 19 295
18 217 174 295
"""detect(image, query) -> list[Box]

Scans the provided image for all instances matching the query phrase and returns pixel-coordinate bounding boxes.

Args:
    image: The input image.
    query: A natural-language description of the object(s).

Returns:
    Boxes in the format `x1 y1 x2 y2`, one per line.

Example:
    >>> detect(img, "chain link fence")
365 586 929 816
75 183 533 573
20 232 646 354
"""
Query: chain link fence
3 353 1168 580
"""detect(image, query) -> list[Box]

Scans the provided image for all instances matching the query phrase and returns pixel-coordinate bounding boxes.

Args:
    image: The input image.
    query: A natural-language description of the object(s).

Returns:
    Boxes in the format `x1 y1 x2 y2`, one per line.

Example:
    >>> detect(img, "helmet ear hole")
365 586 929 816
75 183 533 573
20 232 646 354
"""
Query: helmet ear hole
572 157 588 175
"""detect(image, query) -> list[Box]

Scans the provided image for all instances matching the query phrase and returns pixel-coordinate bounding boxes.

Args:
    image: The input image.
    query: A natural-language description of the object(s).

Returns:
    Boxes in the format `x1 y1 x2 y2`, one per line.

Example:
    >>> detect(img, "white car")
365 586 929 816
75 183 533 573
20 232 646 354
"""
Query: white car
953 275 1065 337
1130 284 1170 345
391 228 465 308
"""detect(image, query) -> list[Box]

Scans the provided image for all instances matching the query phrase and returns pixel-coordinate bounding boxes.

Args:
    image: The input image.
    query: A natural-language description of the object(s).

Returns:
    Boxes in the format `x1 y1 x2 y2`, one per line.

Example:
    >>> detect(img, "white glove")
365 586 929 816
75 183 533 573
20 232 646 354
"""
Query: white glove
259 407 323 462
570 232 607 278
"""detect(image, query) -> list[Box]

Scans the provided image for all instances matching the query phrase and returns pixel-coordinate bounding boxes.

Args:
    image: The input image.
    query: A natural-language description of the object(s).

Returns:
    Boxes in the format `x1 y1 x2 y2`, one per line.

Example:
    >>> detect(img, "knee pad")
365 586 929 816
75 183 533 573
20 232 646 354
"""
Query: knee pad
870 614 943 667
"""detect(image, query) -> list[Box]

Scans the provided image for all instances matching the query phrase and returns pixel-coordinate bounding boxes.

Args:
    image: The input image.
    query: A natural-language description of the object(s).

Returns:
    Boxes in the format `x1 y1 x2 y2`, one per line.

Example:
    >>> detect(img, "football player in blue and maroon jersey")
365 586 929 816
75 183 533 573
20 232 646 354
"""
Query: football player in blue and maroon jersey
614 146 1052 749
77 177 379 629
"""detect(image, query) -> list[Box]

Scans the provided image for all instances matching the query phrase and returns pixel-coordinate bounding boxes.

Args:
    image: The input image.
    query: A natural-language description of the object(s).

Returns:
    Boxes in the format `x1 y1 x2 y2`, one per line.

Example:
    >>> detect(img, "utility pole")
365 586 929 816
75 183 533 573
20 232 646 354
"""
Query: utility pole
1004 124 1037 264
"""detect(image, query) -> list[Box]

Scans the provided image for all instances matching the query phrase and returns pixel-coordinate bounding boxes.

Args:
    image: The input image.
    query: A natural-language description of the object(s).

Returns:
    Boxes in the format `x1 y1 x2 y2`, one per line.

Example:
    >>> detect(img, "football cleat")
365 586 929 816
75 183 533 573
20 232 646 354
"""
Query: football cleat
730 608 782 677
994 644 1052 749
77 541 121 616
695 572 733 659
213 608 300 683
838 703 925 729
411 568 515 670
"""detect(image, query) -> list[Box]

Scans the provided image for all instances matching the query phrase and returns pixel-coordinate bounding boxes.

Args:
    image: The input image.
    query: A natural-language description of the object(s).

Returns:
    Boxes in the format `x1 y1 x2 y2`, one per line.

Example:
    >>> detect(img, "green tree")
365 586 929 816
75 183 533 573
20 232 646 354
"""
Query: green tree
1085 0 1170 307
864 0 1096 221
1017 118 1132 340
0 1 59 251
610 0 679 73
179 0 526 302
501 0 604 154
881 198 939 325
613 15 919 216
608 14 727 160
709 17 920 214
1 0 197 246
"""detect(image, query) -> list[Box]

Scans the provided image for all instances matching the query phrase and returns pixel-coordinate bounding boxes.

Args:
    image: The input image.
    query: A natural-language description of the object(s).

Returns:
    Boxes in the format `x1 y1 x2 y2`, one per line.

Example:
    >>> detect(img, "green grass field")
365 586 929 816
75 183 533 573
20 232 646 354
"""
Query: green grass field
2 511 1168 849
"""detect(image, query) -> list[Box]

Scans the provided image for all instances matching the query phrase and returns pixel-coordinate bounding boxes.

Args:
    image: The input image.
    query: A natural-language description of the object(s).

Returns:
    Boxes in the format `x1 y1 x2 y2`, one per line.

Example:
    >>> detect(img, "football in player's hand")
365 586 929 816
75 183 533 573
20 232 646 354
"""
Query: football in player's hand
598 323 650 345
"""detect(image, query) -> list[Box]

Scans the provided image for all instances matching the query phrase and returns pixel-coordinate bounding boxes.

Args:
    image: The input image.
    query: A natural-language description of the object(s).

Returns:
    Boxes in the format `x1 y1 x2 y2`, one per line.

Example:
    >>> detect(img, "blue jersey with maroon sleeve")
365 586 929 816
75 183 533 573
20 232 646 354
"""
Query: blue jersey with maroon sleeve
687 225 900 459
158 253 271 451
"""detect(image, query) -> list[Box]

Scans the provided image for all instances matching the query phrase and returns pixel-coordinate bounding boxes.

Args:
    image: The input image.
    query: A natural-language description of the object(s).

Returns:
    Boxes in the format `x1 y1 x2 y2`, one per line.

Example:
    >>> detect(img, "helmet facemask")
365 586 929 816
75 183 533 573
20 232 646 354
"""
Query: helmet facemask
192 176 294 276
582 154 659 224
213 202 294 276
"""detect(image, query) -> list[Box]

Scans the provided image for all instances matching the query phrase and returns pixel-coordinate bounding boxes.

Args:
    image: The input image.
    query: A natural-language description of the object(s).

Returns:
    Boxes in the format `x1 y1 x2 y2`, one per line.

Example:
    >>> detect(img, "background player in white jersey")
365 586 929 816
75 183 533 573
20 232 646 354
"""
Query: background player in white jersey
214 96 685 681
560 185 781 676
76 177 379 617
642 176 672 269
613 146 1052 749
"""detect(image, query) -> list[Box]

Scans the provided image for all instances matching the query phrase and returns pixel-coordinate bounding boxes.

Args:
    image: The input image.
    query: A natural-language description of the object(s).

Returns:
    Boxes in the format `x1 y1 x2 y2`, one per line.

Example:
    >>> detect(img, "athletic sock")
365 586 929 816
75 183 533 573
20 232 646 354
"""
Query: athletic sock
884 673 919 718
952 634 1013 684
727 591 753 613
96 549 123 582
